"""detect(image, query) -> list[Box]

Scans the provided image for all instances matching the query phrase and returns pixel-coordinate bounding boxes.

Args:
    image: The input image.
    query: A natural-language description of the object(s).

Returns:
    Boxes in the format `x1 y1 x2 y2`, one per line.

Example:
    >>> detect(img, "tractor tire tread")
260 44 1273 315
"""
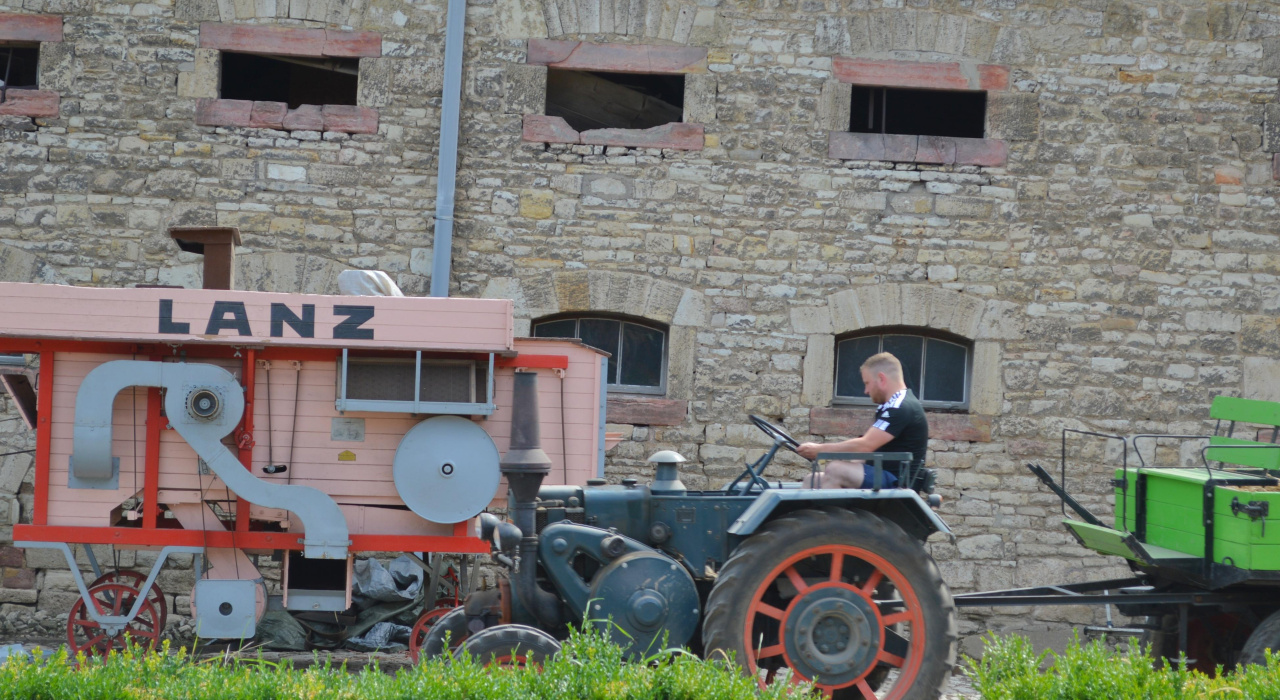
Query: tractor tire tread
1240 608 1280 667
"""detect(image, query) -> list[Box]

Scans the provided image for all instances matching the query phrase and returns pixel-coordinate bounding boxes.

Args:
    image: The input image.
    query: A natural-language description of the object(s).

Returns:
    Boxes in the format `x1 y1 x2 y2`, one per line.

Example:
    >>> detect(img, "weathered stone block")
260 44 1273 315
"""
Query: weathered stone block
883 134 918 162
0 90 58 118
321 105 378 133
357 57 393 108
523 114 579 143
0 547 22 568
36 41 74 93
503 63 547 115
248 101 286 128
323 30 381 57
987 93 1039 142
817 78 851 132
606 397 687 425
527 39 707 74
791 305 833 334
829 132 884 161
832 57 1009 91
176 0 220 20
1244 358 1280 402
915 135 956 164
953 137 1007 167
969 341 1002 415
195 98 251 126
683 73 717 124
801 334 835 406
200 22 326 57
282 104 323 130
580 123 703 151
0 13 62 42
666 325 697 401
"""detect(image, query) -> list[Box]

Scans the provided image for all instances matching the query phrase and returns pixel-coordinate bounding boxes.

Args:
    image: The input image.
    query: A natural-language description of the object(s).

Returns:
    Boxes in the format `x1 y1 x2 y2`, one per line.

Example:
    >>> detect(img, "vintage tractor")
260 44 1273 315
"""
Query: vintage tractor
427 372 958 700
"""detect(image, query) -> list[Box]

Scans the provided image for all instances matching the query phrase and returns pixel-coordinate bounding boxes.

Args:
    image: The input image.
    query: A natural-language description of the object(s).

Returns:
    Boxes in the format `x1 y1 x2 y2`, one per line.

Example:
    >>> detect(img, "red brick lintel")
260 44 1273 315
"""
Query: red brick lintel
523 115 703 151
829 132 1007 167
833 57 1009 92
528 39 707 74
196 98 378 134
0 90 59 117
810 406 992 443
607 396 688 426
199 23 381 58
0 13 63 43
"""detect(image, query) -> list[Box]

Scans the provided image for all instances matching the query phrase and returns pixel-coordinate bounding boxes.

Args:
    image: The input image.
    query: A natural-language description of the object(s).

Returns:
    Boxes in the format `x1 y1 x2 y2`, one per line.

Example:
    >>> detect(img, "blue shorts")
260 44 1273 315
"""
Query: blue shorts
862 464 898 488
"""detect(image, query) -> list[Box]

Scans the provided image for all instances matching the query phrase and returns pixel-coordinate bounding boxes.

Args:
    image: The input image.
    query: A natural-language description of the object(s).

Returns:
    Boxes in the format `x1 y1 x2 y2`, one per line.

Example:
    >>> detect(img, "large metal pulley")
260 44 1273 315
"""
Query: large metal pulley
393 415 501 523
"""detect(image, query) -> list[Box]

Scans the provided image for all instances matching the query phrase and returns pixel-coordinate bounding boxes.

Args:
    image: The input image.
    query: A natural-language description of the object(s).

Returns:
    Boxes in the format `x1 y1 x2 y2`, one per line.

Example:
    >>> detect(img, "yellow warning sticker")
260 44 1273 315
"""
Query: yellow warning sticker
338 450 357 462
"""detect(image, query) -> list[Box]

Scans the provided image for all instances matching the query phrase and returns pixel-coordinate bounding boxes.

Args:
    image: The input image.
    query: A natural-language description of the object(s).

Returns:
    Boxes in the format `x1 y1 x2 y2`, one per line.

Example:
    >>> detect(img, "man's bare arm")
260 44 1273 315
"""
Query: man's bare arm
797 427 894 460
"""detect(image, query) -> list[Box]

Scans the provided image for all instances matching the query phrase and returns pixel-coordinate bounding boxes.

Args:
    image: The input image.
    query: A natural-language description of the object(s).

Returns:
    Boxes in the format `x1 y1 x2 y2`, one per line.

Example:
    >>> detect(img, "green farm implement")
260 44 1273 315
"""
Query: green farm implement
954 395 1280 672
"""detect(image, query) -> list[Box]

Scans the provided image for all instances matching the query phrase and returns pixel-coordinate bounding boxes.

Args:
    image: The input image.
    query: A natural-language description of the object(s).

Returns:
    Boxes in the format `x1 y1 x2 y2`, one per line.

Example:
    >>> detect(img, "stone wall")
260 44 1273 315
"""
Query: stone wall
3 0 1280 653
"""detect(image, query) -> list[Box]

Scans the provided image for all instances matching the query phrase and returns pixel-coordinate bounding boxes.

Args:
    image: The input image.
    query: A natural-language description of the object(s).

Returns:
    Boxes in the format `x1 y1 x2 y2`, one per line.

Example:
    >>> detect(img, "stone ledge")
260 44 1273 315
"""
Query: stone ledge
810 406 992 442
0 90 59 118
832 57 1008 91
0 13 62 42
523 115 703 151
527 39 707 74
196 98 378 134
1273 154 1280 180
607 396 687 426
829 132 1006 167
199 23 381 58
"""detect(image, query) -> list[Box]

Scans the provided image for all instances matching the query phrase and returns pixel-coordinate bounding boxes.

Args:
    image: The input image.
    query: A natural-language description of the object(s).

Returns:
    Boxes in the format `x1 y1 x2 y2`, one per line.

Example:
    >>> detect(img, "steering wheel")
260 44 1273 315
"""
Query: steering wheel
749 415 800 453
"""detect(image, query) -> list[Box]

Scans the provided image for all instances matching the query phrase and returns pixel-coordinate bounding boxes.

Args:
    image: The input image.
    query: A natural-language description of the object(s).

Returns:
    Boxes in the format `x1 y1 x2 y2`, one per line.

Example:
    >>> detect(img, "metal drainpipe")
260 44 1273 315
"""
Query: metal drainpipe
429 0 469 297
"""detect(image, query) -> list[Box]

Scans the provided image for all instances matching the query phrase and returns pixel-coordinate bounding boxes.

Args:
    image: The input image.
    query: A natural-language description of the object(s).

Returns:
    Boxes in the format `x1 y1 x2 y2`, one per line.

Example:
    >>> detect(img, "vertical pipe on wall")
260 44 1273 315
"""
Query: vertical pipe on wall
429 0 469 298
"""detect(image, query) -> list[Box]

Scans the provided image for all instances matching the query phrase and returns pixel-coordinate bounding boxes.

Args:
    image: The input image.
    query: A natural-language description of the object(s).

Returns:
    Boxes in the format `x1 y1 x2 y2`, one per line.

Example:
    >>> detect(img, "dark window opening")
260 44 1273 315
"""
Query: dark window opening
0 45 40 91
546 68 684 132
850 86 985 139
835 329 971 409
220 52 358 109
533 315 667 394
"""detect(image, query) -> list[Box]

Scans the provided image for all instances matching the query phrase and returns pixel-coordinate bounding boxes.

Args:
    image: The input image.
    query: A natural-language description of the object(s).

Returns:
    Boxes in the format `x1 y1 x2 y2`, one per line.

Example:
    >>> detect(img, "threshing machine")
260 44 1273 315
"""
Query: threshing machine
0 279 610 658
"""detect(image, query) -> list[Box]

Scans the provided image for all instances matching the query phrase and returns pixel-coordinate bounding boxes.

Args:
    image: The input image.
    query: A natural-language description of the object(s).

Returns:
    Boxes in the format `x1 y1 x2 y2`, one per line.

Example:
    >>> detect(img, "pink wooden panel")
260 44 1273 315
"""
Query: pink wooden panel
0 283 513 352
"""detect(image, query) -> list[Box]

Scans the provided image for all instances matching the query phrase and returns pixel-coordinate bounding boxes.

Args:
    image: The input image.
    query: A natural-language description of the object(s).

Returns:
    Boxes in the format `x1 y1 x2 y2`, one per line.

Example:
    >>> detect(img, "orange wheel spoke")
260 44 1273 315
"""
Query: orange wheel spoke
877 650 906 668
859 570 884 596
752 601 786 621
829 552 844 583
856 679 880 700
755 643 784 659
881 610 913 627
784 566 809 595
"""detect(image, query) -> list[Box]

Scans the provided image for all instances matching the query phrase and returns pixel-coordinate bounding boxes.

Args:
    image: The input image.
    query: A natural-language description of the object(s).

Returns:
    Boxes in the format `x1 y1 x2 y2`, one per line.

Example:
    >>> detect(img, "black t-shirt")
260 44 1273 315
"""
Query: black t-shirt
870 389 929 465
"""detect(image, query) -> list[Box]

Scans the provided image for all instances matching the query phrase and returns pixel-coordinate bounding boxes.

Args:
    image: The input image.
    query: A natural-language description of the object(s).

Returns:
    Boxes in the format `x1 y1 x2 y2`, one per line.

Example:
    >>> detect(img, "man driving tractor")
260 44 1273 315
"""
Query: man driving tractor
797 351 929 488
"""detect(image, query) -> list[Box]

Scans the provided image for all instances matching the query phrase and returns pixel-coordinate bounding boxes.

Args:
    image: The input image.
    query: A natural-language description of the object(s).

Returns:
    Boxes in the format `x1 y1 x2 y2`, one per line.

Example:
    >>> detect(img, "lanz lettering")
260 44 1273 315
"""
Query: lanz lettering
158 300 374 340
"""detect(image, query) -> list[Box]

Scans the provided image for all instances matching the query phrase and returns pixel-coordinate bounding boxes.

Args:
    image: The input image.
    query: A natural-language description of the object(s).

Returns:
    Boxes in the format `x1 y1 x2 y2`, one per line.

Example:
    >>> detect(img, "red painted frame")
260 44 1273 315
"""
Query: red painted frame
6 337 554 555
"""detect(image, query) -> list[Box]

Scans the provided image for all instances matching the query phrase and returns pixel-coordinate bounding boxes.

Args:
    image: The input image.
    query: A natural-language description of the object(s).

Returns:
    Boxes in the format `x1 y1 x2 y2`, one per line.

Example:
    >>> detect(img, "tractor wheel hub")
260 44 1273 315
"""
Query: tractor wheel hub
784 587 880 686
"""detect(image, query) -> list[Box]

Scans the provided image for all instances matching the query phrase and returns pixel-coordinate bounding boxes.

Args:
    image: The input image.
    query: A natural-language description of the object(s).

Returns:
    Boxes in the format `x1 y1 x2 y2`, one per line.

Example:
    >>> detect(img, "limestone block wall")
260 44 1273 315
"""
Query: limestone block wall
0 0 1279 652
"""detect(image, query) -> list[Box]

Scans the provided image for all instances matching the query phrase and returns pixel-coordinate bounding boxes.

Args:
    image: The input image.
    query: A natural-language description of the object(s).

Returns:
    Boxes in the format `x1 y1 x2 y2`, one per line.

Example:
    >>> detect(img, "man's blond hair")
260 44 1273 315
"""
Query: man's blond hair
861 352 903 379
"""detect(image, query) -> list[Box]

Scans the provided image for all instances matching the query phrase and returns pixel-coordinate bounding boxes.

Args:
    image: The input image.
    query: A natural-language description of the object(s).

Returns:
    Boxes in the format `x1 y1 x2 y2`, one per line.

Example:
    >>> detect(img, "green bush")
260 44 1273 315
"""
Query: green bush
968 632 1280 700
0 629 803 700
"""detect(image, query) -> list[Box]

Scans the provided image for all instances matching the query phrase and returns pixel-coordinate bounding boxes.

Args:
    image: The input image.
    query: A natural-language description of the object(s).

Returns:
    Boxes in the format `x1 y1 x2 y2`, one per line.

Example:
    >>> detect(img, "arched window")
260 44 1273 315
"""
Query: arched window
834 328 971 410
533 315 667 395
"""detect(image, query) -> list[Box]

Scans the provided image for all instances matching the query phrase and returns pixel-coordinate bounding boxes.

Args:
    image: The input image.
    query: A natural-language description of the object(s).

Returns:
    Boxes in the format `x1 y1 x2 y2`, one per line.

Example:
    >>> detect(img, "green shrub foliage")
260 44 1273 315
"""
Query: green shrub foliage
968 632 1280 700
0 628 802 700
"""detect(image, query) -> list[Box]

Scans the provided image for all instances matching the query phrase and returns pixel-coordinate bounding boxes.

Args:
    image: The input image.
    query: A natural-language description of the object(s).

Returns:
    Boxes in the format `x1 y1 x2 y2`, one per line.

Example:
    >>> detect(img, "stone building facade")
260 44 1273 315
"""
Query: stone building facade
2 0 1280 653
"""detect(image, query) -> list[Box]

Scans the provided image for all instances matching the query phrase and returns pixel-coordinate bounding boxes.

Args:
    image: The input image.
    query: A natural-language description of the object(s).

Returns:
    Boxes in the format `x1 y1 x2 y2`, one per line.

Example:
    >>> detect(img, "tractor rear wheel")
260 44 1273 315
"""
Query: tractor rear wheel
455 624 560 667
703 508 956 700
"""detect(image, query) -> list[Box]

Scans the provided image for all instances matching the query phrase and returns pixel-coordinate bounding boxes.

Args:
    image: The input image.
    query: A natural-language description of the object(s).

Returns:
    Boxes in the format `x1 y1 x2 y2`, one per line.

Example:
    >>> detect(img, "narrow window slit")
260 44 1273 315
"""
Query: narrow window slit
219 52 359 109
849 86 986 139
546 68 685 132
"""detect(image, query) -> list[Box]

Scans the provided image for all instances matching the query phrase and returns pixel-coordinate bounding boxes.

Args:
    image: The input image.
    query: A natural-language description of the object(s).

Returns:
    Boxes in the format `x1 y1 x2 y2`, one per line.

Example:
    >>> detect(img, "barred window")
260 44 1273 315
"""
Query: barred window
533 316 666 395
835 329 970 410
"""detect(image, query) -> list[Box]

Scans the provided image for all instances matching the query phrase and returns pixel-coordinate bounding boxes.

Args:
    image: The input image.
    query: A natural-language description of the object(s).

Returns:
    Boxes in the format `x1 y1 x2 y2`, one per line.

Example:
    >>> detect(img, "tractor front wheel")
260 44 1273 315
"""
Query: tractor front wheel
455 624 561 667
418 606 469 661
703 508 956 700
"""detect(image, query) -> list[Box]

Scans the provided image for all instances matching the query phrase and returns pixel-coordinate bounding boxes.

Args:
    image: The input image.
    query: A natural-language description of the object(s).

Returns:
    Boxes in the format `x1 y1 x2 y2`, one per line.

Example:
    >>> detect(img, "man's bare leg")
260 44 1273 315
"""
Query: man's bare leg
802 460 865 489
